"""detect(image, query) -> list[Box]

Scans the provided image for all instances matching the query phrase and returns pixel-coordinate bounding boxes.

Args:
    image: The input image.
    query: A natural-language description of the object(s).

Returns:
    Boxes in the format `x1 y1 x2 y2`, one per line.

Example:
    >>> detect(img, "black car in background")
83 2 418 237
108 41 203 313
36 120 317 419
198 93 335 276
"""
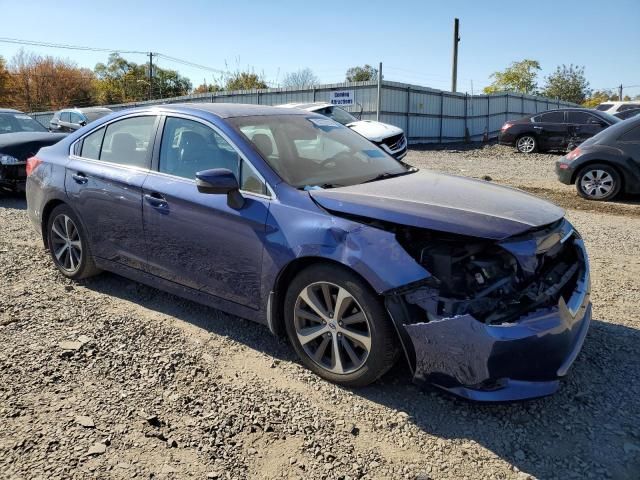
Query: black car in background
0 108 67 192
556 115 640 201
499 108 620 153
49 107 112 133
614 108 640 121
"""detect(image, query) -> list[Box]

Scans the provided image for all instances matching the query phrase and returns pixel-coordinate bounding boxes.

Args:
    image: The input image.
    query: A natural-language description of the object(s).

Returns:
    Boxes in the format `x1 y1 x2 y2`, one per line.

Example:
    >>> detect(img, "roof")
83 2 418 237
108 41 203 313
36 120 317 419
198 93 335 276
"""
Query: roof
139 103 313 119
0 108 23 114
278 102 331 111
58 107 113 113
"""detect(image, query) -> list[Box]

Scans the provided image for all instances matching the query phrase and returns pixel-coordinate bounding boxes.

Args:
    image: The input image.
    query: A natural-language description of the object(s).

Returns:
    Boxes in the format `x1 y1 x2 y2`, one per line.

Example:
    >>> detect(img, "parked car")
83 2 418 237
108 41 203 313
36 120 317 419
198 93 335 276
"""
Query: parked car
0 108 67 192
26 104 591 401
499 108 620 153
594 101 640 115
49 107 113 133
556 115 640 201
278 102 407 160
614 108 640 120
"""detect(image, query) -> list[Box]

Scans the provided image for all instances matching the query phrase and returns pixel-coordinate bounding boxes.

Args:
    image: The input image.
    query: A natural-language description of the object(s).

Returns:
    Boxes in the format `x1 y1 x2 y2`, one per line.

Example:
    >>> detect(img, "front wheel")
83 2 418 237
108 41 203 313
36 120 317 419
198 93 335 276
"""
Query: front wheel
284 265 398 387
516 135 537 153
575 164 621 201
46 204 101 279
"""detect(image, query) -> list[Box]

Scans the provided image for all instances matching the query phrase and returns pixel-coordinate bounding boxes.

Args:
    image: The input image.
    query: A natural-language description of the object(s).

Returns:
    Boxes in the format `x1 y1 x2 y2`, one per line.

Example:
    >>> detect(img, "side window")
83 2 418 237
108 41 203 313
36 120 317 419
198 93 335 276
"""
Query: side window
240 160 267 195
538 111 564 123
100 116 157 168
80 127 106 160
619 104 640 112
159 117 240 180
60 112 71 122
586 115 604 125
567 112 591 124
70 112 84 124
619 126 640 142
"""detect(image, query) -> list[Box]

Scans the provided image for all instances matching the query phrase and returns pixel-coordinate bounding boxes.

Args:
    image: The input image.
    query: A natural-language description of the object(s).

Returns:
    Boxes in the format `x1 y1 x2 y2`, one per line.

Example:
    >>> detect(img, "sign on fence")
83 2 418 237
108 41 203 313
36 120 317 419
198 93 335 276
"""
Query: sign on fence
329 90 354 106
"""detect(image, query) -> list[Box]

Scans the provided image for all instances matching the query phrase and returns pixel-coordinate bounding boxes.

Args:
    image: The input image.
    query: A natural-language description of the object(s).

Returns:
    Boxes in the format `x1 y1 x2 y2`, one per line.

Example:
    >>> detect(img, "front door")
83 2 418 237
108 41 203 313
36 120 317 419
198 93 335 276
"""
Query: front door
65 114 159 270
534 110 568 150
142 115 270 309
567 111 607 146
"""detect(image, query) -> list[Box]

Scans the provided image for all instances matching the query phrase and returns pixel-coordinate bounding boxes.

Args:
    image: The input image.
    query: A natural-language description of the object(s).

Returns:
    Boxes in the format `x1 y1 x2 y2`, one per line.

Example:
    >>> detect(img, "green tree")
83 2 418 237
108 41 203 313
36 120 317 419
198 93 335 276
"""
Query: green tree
345 65 378 82
224 71 267 90
193 81 222 94
583 89 614 108
282 68 318 88
483 59 540 95
541 64 591 104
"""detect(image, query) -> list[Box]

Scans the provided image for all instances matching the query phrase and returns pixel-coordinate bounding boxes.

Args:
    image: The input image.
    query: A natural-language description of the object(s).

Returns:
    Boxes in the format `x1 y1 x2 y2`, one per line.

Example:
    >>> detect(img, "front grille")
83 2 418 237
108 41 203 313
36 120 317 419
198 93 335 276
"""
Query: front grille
381 133 406 151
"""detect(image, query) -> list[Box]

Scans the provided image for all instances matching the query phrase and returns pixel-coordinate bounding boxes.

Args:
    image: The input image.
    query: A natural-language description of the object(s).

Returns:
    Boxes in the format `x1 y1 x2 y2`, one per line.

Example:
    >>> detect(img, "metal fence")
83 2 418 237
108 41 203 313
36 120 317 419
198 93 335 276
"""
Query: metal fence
30 80 577 144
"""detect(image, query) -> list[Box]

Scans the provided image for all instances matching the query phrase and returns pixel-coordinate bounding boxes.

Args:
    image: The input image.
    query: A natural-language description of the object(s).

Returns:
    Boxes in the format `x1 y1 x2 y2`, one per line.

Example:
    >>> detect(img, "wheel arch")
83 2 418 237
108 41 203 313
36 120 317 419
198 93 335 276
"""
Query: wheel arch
40 199 67 248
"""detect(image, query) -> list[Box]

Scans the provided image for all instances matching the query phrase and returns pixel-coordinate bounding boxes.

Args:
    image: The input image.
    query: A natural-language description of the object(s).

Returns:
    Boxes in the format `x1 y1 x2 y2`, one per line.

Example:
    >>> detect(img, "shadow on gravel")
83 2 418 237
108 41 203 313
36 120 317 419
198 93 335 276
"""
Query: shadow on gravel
0 192 27 210
82 271 640 480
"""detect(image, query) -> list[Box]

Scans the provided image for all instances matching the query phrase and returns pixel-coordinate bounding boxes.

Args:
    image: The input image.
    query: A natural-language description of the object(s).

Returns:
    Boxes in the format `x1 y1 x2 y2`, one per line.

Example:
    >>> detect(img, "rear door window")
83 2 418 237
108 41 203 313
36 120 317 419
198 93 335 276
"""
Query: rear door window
537 111 565 123
60 111 71 123
567 112 591 124
99 116 157 168
80 127 106 160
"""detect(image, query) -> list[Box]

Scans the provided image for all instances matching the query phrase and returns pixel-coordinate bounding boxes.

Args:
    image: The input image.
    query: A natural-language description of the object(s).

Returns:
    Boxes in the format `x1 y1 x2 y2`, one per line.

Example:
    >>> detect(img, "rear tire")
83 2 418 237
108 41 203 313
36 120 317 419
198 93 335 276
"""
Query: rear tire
575 163 621 201
516 135 537 153
46 204 101 280
284 264 398 387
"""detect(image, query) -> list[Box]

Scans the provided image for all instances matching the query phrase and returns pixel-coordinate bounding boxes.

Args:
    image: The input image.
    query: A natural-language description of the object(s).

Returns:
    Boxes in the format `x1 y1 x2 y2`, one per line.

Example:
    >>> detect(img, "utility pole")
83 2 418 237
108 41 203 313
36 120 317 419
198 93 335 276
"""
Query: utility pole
619 84 623 101
451 18 460 92
148 52 154 101
376 62 382 121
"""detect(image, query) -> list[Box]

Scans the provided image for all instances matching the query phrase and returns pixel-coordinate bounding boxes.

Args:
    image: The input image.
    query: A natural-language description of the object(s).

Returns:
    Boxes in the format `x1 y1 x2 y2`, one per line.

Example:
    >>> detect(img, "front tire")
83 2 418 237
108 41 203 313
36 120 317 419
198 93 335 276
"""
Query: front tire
516 135 537 153
284 264 398 387
46 204 101 280
575 163 621 201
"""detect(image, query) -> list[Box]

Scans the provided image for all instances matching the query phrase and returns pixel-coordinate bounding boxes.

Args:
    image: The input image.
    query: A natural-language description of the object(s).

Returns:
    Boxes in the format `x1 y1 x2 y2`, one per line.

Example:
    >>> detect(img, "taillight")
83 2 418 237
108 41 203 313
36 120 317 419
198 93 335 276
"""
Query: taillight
566 147 582 161
501 123 512 131
26 156 43 176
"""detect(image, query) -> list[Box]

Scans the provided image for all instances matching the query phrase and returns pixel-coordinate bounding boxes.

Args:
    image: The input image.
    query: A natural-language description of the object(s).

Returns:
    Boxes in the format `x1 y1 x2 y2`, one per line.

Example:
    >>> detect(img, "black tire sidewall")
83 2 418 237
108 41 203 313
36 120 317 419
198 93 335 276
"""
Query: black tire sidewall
284 264 398 387
575 163 621 201
46 204 96 279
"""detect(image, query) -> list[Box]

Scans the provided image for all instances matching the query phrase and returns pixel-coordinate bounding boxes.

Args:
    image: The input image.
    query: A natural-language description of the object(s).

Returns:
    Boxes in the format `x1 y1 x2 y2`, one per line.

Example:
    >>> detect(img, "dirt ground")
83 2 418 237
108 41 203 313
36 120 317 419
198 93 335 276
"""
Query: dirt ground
1 144 639 480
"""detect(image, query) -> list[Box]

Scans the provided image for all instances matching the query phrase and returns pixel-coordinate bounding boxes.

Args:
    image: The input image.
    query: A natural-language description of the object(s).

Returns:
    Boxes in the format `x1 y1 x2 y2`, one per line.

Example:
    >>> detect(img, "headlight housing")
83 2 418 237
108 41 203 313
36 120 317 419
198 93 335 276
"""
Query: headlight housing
0 154 24 165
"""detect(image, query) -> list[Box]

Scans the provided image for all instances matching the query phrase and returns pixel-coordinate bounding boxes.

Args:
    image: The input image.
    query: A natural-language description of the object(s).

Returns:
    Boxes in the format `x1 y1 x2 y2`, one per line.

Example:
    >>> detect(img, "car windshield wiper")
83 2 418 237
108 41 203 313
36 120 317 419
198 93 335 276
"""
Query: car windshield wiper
361 168 417 184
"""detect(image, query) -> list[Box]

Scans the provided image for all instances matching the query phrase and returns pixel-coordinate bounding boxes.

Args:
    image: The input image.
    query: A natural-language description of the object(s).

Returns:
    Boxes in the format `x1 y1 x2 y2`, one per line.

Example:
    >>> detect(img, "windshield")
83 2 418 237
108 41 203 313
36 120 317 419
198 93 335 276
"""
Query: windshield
312 106 358 126
0 113 47 134
229 114 407 188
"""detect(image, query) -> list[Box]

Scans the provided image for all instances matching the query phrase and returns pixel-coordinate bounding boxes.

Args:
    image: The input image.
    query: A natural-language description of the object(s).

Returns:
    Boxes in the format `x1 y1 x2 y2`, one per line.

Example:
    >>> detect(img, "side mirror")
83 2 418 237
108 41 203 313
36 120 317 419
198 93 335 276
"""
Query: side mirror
195 168 244 209
79 120 87 127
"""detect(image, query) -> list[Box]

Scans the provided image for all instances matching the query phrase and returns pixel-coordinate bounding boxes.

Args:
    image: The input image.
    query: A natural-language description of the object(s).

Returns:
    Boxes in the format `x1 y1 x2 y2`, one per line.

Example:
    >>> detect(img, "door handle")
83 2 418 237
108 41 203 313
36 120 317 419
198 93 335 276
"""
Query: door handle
533 126 543 130
71 172 88 184
144 193 168 209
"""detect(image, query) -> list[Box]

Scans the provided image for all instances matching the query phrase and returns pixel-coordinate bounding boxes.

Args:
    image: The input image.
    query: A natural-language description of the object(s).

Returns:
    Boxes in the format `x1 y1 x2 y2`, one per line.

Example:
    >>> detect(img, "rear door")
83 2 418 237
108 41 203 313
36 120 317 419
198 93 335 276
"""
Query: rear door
65 114 160 270
142 115 270 309
532 111 567 150
566 111 605 145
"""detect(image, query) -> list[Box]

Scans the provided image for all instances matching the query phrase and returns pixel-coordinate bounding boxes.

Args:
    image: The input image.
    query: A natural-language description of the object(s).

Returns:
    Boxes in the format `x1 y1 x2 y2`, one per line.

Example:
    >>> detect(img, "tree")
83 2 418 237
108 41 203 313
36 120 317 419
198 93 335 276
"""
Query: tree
0 56 11 107
541 64 591 104
224 71 267 90
583 89 614 108
193 81 221 94
483 59 540 95
282 68 318 88
345 65 378 82
94 53 191 104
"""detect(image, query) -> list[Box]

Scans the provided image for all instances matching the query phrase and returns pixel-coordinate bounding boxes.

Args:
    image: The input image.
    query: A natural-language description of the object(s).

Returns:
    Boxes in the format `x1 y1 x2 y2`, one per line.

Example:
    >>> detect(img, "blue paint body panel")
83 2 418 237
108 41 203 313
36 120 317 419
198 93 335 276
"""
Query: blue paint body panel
25 103 592 402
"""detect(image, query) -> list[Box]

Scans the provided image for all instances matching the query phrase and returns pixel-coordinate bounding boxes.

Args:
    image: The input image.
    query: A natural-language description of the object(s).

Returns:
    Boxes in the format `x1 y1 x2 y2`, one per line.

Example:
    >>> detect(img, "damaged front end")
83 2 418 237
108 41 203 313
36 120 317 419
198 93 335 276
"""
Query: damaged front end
384 218 591 401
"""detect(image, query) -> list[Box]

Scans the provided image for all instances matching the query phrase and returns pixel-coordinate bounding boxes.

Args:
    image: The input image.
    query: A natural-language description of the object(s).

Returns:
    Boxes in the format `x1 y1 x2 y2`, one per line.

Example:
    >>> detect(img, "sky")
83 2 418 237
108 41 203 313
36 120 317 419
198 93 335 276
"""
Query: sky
1 0 639 97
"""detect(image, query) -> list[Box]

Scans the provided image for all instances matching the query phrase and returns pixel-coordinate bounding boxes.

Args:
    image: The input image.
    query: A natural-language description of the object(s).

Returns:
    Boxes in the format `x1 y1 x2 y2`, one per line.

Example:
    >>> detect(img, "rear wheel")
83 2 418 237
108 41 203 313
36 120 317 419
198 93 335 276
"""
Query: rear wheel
575 164 621 201
284 264 398 387
46 204 100 279
516 135 537 153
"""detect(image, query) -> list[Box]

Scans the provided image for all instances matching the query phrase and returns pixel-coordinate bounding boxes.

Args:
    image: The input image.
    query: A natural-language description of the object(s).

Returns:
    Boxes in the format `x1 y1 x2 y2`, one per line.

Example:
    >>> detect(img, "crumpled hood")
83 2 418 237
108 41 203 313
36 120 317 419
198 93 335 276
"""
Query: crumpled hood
346 120 403 142
0 132 68 161
309 171 565 240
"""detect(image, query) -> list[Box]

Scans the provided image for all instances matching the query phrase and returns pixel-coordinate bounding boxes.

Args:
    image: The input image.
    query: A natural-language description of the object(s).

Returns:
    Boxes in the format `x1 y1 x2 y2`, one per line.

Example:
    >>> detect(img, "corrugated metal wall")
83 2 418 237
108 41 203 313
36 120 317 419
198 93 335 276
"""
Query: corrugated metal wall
29 80 577 144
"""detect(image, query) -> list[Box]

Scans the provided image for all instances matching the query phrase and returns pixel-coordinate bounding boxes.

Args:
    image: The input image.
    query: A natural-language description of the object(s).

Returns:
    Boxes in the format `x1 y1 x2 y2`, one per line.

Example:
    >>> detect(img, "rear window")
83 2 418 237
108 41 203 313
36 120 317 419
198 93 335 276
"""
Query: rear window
595 103 613 111
534 111 564 123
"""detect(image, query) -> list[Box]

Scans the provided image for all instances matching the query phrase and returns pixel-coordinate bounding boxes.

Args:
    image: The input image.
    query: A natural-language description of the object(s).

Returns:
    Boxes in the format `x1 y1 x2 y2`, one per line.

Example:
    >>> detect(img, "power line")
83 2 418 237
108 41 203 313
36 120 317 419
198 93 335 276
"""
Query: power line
0 37 147 55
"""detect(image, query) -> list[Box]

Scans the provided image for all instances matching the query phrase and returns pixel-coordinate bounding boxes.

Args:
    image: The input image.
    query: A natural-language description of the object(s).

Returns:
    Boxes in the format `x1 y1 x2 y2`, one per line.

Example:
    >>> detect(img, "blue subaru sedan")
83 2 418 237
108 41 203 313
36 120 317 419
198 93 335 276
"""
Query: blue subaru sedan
25 104 591 401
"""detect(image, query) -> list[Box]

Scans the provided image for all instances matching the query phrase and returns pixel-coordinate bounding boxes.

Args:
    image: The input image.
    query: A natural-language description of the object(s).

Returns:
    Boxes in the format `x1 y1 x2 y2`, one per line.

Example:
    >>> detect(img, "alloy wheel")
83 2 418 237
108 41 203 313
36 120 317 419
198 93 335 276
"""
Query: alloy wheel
580 169 614 199
50 214 83 273
294 282 371 375
517 136 535 153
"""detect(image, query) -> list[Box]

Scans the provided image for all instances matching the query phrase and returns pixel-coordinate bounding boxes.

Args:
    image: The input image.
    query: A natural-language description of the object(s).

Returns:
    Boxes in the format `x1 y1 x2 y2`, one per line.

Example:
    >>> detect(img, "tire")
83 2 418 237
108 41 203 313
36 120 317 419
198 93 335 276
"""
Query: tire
516 135 537 153
284 264 398 387
575 163 621 201
46 204 101 280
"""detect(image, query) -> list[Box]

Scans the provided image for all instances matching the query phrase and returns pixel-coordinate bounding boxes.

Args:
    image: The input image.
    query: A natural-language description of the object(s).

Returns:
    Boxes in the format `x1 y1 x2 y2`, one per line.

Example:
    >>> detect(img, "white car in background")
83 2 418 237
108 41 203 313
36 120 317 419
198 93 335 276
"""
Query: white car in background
594 101 640 115
278 102 407 160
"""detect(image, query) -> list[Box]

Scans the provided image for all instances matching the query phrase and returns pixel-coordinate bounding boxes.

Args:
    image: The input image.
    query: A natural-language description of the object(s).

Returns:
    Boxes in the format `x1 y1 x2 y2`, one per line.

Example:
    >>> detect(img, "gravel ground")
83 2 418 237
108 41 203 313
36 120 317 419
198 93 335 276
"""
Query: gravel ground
1 145 639 479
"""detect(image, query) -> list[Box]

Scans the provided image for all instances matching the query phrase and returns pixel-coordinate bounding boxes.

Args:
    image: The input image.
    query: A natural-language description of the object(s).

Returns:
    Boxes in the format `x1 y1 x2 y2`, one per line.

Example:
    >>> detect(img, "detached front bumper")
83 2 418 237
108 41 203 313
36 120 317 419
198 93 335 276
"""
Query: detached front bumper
386 238 591 402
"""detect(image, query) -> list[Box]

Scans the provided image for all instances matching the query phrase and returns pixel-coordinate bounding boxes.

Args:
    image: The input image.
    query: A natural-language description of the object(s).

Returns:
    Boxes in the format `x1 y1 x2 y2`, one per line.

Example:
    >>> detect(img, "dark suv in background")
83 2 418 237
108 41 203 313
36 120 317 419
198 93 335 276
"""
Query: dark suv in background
499 108 620 153
49 107 112 133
